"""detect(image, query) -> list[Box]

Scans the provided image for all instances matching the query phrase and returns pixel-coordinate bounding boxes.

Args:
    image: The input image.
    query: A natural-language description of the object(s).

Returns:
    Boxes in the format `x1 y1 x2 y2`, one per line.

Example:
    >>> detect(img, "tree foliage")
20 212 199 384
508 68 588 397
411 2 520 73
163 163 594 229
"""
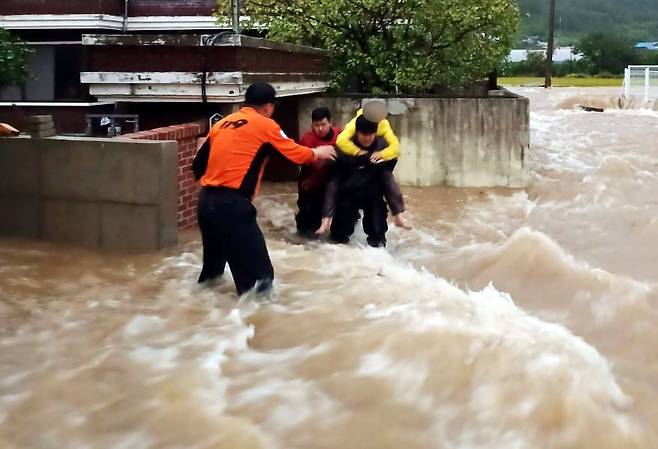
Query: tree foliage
519 0 658 44
501 31 658 77
575 33 636 75
575 32 658 75
219 0 519 93
0 28 30 89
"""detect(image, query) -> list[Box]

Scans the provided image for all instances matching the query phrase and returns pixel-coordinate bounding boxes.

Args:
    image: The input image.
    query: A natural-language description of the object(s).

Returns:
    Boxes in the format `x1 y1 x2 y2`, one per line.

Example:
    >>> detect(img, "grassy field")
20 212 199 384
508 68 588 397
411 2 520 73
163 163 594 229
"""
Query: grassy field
499 77 623 87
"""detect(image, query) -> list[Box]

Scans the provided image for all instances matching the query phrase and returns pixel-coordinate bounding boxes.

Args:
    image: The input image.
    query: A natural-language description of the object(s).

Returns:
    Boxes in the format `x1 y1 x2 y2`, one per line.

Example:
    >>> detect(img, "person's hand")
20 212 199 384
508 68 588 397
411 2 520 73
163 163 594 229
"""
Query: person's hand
315 217 332 235
370 151 384 164
313 145 336 161
393 212 413 230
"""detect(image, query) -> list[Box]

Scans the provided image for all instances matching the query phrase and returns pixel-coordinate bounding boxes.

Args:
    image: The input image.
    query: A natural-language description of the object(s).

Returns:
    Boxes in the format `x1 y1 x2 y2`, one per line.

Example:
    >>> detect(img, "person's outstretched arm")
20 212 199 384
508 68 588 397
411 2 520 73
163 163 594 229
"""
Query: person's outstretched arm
265 122 336 164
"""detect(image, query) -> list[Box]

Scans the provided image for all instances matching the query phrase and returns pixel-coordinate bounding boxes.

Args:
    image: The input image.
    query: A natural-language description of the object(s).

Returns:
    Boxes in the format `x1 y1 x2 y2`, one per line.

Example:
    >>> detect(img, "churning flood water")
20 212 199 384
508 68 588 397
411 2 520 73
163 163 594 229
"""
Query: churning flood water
1 87 658 449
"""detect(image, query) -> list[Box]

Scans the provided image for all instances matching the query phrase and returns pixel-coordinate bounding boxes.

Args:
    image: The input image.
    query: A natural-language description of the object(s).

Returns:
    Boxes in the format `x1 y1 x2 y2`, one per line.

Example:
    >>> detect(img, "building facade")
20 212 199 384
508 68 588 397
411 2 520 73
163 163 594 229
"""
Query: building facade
0 1 330 137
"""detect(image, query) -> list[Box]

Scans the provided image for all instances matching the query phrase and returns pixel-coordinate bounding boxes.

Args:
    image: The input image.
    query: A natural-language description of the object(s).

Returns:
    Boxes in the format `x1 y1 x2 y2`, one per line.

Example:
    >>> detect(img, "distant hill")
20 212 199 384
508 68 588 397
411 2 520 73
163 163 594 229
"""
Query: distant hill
518 0 658 44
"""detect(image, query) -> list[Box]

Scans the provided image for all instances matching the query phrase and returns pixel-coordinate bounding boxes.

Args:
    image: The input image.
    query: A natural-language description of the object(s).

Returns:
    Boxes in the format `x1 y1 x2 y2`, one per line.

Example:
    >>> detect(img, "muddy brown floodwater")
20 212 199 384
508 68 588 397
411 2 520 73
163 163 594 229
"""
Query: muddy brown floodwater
1 87 657 449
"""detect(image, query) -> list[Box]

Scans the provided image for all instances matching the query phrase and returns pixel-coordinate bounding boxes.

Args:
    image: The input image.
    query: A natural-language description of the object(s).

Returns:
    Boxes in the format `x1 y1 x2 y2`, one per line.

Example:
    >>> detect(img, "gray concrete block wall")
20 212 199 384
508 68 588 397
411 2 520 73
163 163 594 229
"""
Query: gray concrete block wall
41 140 104 200
0 139 41 196
98 141 166 205
43 200 101 248
299 92 530 188
101 203 160 252
0 136 179 251
157 142 179 248
0 138 42 238
123 123 204 232
0 197 40 238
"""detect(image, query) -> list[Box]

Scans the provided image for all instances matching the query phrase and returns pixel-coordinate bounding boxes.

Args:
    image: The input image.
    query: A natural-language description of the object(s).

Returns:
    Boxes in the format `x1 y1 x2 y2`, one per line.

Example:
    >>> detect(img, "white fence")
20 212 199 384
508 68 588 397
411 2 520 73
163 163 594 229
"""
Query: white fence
623 65 658 102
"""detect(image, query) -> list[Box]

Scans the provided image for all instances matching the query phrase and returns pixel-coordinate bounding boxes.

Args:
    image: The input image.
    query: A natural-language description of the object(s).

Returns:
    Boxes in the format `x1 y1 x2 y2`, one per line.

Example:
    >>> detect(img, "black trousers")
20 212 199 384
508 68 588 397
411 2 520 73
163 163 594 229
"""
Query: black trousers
197 187 274 295
295 188 325 236
330 194 388 247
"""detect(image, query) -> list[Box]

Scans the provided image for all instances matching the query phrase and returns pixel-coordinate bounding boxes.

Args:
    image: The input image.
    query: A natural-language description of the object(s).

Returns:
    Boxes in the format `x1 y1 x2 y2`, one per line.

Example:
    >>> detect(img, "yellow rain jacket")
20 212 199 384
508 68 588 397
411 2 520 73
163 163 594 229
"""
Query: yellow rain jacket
335 109 400 161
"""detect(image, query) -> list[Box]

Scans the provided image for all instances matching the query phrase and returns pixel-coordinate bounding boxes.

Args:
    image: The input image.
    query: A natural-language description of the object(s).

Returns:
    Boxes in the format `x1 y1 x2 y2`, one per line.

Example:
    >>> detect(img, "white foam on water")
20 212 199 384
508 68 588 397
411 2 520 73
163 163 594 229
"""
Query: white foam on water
167 237 645 448
112 432 155 449
129 346 180 371
234 377 338 432
123 315 168 337
352 271 637 446
0 232 651 449
0 392 32 424
1 372 29 388
357 351 432 409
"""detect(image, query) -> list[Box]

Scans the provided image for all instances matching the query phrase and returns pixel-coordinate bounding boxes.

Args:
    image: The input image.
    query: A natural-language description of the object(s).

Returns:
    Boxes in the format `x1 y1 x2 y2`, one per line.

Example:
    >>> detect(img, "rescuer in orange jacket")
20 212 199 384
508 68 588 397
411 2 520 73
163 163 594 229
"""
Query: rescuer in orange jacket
192 82 336 296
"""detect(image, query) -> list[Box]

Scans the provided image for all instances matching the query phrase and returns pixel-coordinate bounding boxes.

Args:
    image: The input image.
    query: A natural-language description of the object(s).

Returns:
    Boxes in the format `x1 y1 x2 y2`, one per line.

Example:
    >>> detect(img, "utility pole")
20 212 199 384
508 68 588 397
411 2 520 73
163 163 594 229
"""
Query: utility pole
545 0 557 88
231 0 240 35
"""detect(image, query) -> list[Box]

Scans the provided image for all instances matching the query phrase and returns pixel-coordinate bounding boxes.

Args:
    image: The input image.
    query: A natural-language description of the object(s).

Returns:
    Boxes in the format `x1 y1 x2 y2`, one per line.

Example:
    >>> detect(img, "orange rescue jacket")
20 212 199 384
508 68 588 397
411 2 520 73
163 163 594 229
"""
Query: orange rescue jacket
201 107 315 198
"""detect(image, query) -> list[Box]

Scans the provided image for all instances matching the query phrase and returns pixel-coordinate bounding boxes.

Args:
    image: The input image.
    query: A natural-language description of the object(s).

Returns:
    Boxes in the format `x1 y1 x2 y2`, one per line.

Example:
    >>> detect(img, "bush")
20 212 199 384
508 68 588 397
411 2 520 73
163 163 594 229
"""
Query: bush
553 59 591 77
0 28 31 89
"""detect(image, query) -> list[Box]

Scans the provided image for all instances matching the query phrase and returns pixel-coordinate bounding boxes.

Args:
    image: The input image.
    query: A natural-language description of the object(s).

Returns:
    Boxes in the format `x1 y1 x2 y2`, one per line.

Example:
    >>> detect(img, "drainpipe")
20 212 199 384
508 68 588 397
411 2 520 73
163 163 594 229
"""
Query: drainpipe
123 0 129 33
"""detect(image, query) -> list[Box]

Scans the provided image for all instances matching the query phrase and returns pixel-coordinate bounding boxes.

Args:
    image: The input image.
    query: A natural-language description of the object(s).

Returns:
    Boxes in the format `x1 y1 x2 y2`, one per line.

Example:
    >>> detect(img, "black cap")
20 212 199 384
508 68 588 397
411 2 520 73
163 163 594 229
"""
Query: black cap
355 115 378 134
245 82 276 106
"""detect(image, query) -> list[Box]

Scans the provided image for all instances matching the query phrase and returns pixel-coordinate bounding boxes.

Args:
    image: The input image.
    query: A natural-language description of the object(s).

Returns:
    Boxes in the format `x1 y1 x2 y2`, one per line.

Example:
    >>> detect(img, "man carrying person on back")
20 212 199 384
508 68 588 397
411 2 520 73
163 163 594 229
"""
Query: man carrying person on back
331 100 412 232
192 82 336 296
320 115 395 247
315 101 412 243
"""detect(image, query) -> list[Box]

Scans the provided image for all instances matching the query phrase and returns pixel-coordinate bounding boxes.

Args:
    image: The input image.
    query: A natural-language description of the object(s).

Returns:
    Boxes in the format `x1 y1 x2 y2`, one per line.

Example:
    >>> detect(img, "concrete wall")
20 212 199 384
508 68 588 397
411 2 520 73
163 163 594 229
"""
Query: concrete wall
124 123 204 230
299 92 530 188
0 136 178 251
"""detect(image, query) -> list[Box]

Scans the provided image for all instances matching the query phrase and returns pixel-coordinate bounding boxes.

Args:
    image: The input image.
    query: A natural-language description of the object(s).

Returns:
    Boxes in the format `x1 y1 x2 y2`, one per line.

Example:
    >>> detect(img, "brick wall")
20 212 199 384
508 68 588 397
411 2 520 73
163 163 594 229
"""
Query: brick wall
124 123 204 230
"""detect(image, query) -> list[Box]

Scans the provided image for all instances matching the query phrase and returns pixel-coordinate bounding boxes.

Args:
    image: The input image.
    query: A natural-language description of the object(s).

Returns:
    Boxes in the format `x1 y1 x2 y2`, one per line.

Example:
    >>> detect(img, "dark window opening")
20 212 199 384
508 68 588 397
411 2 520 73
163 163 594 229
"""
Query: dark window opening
55 46 84 101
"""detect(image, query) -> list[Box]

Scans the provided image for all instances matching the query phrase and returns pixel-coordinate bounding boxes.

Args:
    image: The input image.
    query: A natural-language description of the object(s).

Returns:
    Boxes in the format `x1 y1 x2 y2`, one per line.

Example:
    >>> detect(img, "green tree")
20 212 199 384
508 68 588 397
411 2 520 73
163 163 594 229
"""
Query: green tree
219 0 519 93
575 32 637 75
0 28 30 89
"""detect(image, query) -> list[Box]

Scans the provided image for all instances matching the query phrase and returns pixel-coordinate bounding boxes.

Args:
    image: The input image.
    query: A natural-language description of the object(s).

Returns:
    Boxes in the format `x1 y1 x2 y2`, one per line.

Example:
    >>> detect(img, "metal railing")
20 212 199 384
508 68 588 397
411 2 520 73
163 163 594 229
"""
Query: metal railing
623 65 658 102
